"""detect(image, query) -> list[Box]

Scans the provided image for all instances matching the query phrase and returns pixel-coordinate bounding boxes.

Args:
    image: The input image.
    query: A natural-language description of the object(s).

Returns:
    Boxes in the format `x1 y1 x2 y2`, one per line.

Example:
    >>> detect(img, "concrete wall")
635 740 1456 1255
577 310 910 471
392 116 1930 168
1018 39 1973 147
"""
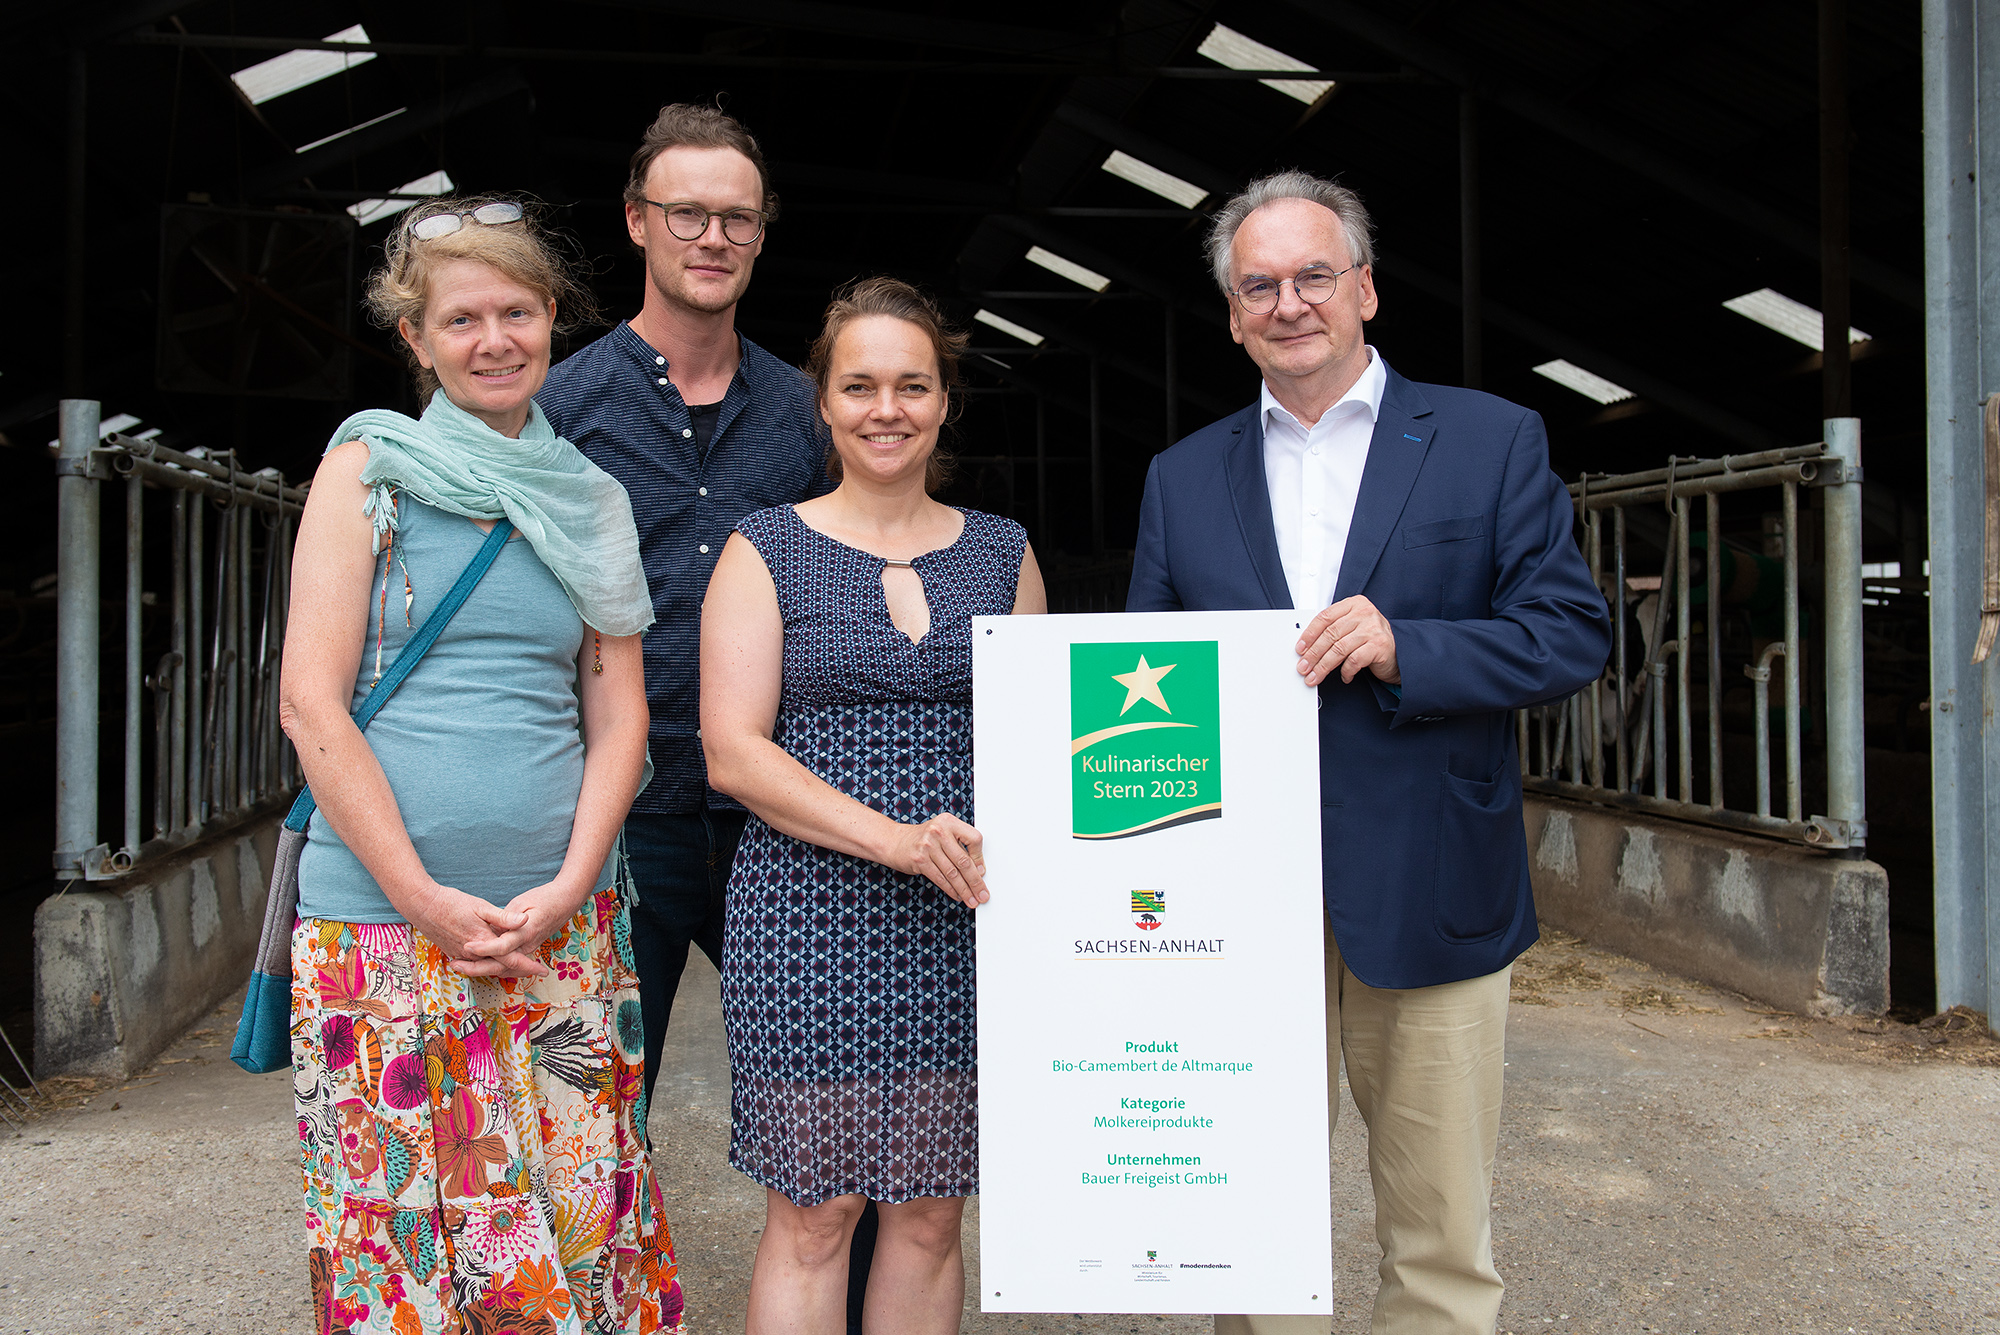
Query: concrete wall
34 816 282 1078
1525 794 1890 1016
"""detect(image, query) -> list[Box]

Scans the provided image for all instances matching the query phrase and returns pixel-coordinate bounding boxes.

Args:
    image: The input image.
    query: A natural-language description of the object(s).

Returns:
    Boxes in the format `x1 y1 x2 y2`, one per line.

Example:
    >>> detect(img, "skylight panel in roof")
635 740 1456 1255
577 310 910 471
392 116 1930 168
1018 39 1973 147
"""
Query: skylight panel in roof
1100 151 1207 209
231 25 376 106
1197 22 1334 105
296 106 406 155
1025 246 1110 293
974 310 1045 347
1721 288 1870 351
348 171 455 227
1532 360 1635 405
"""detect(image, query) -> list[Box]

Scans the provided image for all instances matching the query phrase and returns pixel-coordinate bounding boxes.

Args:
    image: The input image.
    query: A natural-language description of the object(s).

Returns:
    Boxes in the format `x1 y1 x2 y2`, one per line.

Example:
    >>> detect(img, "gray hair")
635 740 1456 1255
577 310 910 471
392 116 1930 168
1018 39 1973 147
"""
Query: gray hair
1205 170 1375 294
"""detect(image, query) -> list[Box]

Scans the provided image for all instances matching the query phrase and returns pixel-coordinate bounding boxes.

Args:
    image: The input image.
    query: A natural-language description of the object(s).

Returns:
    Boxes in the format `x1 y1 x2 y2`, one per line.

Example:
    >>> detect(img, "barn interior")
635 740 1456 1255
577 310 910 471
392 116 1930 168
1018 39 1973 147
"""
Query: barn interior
0 0 1936 1063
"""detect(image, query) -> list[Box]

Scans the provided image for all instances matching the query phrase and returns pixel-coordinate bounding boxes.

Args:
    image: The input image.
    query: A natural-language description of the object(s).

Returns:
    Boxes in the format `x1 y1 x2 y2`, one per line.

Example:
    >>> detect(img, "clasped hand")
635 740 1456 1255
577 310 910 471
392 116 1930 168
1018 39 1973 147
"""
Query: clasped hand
888 813 988 908
1297 595 1399 687
404 880 586 978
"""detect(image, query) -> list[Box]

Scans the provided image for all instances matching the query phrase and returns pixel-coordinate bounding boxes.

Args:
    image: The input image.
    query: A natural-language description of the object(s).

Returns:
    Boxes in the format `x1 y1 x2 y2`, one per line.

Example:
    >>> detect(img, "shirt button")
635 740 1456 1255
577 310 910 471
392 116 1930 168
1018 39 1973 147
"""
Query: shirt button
656 377 668 386
682 428 693 439
698 486 708 496
655 355 665 366
699 544 710 554
1310 445 1321 456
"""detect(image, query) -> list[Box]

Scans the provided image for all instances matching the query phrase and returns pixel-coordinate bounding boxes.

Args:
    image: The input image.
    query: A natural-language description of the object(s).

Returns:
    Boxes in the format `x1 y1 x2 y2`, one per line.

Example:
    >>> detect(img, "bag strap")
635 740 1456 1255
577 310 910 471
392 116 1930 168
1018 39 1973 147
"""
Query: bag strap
284 518 515 831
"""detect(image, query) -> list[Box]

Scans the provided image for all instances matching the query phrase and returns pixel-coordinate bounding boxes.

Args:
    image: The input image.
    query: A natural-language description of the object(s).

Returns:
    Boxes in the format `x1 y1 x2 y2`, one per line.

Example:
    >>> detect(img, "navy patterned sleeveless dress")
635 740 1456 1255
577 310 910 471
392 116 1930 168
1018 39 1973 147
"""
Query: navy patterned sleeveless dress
721 504 1026 1206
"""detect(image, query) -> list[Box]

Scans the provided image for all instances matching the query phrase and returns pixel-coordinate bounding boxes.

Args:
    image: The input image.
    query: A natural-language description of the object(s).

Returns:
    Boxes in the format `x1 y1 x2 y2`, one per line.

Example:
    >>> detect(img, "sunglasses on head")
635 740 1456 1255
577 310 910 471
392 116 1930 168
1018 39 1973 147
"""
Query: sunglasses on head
408 201 525 241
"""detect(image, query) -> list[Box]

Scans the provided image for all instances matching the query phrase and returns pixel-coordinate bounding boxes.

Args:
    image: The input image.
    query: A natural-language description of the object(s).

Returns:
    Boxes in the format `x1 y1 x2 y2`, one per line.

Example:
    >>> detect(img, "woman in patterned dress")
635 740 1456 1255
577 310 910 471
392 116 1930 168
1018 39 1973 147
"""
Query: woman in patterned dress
702 277 1046 1333
280 197 684 1334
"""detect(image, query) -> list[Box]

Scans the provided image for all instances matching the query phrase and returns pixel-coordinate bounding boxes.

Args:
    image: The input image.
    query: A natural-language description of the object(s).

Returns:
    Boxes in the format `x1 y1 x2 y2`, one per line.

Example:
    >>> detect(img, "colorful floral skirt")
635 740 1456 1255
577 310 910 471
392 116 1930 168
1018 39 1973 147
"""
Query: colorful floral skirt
291 889 686 1335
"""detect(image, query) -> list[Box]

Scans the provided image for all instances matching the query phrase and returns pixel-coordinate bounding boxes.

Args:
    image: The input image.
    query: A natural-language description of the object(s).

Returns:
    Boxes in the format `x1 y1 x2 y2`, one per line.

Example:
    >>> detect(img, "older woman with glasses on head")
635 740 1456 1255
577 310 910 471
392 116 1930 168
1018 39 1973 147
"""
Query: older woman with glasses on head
279 196 685 1335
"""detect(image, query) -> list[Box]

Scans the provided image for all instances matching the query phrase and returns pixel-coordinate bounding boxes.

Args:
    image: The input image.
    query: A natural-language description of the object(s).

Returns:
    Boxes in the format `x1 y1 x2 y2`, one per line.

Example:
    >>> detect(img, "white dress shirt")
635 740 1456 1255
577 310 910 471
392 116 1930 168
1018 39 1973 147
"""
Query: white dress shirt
1261 346 1388 612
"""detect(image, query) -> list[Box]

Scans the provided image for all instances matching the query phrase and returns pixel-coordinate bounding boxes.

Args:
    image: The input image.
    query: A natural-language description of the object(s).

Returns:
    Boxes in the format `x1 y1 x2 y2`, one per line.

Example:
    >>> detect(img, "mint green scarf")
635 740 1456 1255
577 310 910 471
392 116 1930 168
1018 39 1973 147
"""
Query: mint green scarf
327 393 654 636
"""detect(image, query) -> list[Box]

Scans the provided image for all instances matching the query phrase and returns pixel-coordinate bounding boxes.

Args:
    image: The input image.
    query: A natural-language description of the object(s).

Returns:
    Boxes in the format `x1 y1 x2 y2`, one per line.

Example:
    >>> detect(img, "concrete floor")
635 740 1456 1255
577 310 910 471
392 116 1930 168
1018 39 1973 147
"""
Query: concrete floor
0 930 1995 1334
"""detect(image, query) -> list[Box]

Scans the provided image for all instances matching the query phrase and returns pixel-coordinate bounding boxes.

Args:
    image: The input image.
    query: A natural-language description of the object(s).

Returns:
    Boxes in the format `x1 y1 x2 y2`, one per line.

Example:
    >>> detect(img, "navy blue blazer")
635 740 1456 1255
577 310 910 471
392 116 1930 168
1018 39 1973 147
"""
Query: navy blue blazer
1127 365 1611 989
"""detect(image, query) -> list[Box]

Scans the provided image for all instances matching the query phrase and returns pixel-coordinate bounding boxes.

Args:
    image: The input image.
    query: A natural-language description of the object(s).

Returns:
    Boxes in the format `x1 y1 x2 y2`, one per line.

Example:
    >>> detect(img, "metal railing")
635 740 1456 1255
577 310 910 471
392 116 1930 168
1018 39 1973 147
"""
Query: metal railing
53 399 305 882
1520 419 1868 850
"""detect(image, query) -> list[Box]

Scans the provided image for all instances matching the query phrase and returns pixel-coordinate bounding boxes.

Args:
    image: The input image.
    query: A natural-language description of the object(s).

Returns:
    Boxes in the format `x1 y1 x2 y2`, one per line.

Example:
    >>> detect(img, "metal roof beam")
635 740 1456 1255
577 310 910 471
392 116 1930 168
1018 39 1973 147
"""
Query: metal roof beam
1273 0 1920 310
241 70 530 195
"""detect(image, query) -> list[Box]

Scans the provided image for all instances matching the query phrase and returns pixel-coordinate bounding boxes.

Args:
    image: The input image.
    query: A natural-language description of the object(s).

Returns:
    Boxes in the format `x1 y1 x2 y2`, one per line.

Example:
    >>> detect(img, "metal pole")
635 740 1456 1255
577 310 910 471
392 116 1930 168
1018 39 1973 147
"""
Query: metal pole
233 506 249 810
1586 505 1604 788
1706 493 1724 807
1650 652 1673 800
64 49 86 397
170 492 187 832
1821 0 1854 421
1163 304 1179 445
1823 417 1867 845
1568 693 1583 784
54 399 102 879
1676 497 1693 802
1089 356 1104 554
1460 89 1483 390
1783 480 1803 822
124 476 143 856
1922 0 1996 1020
186 494 204 829
1613 506 1629 790
1748 643 1785 818
237 509 252 808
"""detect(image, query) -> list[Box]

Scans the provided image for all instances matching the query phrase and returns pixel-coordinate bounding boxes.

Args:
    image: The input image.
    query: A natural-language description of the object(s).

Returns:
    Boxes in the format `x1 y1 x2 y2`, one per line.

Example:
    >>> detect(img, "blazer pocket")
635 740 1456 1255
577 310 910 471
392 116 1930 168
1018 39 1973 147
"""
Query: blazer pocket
1403 514 1487 548
1431 769 1524 943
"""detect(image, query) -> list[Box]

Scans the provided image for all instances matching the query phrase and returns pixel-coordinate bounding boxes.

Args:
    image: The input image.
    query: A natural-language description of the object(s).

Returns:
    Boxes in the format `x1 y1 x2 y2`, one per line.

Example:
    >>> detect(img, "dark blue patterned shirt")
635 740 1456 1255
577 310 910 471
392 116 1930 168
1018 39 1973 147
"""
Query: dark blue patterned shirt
538 321 828 813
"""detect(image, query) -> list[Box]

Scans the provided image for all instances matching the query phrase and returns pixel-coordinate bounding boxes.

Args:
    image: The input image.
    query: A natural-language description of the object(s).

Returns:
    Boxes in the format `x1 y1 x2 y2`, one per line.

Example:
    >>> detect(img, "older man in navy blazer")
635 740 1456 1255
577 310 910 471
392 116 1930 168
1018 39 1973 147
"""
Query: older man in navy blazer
1128 171 1610 1335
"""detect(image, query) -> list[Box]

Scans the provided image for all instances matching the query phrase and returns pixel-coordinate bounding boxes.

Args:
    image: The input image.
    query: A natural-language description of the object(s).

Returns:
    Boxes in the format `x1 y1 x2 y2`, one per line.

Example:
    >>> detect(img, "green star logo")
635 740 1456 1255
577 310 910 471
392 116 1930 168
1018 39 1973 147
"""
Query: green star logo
1070 641 1222 839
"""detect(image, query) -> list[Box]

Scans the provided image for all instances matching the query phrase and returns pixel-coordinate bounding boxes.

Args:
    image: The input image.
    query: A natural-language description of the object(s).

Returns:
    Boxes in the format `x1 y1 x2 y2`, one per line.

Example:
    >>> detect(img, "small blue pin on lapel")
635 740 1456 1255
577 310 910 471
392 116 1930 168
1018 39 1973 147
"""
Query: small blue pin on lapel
1402 432 1423 442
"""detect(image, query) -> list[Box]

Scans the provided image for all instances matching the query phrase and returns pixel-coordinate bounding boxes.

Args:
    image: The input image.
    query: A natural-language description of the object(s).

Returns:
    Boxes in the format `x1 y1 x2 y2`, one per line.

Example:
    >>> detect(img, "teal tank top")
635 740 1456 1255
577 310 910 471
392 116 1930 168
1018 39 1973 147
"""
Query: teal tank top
297 493 613 923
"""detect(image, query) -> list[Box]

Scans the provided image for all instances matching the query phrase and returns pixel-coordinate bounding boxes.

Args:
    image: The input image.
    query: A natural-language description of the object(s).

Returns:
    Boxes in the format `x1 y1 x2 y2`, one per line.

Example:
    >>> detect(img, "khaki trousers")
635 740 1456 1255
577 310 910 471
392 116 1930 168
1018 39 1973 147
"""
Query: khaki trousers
1216 922 1511 1335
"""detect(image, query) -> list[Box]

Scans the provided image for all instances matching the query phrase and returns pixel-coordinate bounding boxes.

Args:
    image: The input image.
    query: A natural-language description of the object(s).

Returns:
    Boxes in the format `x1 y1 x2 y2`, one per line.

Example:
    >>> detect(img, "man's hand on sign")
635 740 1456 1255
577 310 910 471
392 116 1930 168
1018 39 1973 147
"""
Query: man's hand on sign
1297 596 1400 687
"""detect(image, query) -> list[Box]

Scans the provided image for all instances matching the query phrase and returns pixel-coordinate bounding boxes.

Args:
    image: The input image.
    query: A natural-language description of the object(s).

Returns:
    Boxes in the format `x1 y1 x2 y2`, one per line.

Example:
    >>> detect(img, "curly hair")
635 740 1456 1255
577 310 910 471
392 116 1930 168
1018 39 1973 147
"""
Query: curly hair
363 195 597 405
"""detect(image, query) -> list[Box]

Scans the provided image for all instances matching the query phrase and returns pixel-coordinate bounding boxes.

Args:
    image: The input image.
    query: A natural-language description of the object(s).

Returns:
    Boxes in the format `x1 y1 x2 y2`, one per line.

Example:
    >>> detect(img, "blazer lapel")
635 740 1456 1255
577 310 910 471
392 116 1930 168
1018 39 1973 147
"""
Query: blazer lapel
1222 405 1292 610
1333 368 1435 603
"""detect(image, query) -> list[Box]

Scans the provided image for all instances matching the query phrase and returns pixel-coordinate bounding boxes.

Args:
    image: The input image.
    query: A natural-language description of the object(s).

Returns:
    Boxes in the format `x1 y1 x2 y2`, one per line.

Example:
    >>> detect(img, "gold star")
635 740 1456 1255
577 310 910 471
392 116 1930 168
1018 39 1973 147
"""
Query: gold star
1112 654 1177 715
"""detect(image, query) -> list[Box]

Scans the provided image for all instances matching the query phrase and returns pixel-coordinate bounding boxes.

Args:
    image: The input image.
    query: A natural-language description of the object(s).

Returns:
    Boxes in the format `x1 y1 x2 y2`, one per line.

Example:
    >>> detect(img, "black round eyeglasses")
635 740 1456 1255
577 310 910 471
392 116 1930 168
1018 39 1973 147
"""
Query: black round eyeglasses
1230 264 1357 315
644 200 768 245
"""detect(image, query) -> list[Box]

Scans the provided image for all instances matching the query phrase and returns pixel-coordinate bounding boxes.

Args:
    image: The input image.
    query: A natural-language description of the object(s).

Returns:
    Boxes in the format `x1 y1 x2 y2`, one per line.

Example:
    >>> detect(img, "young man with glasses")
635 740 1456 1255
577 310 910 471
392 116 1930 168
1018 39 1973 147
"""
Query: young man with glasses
1127 171 1609 1335
537 103 827 1121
